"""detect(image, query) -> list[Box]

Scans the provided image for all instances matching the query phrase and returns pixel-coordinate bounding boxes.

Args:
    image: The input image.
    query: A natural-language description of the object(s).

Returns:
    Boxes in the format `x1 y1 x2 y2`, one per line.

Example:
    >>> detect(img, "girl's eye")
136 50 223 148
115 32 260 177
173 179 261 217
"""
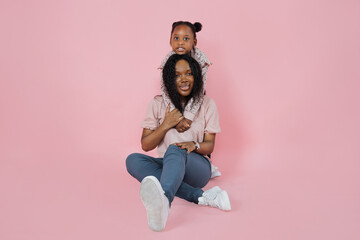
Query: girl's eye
174 37 179 40
186 73 192 76
184 37 189 41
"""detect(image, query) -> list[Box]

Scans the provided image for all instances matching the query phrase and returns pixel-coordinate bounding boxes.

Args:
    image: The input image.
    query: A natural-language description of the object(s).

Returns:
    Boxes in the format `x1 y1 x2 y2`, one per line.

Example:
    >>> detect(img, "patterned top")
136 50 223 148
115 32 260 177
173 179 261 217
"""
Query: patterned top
158 47 212 121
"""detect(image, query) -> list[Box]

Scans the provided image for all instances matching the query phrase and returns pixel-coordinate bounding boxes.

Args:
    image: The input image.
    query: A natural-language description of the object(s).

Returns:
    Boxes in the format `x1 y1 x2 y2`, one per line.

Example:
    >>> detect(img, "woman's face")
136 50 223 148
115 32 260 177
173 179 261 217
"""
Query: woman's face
170 25 197 55
175 59 194 100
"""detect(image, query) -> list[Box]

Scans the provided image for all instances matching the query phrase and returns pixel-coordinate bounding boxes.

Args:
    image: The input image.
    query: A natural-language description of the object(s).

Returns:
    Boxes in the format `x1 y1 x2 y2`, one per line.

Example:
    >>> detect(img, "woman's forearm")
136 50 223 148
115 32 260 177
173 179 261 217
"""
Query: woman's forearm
142 105 184 151
141 124 170 152
194 140 215 156
194 133 216 156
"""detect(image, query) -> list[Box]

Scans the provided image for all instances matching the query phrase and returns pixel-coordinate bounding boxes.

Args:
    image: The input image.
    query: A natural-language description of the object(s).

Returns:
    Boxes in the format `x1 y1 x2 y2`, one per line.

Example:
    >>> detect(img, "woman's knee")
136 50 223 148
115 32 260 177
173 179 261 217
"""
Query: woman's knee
126 153 143 174
167 144 179 151
165 144 186 156
183 153 211 187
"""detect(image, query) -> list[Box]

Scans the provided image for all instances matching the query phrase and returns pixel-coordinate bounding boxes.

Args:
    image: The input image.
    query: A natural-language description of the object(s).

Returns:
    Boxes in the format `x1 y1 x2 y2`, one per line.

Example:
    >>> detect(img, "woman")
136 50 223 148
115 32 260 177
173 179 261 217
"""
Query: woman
126 54 231 232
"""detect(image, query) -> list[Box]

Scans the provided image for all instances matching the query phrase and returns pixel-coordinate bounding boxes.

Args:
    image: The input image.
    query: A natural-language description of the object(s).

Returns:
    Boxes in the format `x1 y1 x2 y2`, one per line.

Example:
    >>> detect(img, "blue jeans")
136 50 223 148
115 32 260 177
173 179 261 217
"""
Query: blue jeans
126 145 212 205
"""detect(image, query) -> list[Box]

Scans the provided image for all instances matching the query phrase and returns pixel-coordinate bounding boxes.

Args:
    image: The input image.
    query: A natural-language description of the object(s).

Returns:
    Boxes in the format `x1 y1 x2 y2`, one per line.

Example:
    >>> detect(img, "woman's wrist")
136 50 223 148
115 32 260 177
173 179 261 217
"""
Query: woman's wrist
159 122 172 132
192 141 200 151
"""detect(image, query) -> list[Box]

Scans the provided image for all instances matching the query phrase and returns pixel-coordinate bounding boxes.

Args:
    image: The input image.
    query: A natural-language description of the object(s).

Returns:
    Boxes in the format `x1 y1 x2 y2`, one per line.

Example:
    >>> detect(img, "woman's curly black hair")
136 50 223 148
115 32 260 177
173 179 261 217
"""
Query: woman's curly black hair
162 54 203 114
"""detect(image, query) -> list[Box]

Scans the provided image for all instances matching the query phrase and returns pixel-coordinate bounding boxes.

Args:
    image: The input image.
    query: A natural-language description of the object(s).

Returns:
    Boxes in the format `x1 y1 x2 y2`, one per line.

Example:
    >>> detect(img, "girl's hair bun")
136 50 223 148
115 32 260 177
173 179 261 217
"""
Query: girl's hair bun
193 22 202 32
170 21 203 38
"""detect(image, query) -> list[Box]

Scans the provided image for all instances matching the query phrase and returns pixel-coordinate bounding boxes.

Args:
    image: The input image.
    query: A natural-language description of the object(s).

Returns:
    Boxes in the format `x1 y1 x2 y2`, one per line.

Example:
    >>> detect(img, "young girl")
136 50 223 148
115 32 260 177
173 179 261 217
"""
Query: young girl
126 54 231 232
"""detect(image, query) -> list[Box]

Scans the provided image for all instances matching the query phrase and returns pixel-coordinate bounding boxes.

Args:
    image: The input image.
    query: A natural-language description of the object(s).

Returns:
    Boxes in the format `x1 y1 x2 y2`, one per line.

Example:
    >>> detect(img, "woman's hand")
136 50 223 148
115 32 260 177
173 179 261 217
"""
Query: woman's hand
141 104 184 152
162 104 184 130
173 141 196 154
175 118 192 132
173 133 217 155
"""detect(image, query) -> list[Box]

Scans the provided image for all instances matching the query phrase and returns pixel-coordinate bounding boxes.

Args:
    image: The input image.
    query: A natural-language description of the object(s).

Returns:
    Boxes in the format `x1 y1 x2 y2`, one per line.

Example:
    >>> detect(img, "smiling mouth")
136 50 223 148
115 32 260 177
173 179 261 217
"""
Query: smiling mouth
179 85 190 91
177 47 185 52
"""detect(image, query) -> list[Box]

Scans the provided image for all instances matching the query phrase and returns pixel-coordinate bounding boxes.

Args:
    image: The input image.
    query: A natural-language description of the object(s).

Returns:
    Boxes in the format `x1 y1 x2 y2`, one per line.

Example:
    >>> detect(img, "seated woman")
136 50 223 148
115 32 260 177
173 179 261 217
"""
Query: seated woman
126 54 231 232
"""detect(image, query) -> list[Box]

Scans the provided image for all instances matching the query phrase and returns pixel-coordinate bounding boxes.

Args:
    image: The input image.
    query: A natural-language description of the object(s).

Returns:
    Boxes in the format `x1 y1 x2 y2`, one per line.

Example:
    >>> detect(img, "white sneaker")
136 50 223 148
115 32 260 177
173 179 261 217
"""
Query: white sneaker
210 164 222 178
198 186 231 211
140 176 169 232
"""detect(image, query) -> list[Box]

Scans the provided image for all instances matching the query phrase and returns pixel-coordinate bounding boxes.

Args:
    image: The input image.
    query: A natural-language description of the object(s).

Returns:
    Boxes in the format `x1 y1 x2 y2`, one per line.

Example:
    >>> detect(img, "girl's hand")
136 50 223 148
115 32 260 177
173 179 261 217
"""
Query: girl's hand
174 141 196 154
175 118 192 133
162 104 184 130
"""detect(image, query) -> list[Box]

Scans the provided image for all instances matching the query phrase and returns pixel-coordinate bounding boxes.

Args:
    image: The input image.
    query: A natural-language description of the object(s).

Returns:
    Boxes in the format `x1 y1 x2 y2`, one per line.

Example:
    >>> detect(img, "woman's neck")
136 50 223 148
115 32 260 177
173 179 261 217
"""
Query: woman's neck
181 98 186 106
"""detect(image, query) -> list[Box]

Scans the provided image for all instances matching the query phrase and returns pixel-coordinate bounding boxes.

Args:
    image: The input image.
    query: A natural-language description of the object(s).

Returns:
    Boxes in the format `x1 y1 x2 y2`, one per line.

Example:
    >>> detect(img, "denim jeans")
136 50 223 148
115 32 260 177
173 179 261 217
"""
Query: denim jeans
126 145 212 205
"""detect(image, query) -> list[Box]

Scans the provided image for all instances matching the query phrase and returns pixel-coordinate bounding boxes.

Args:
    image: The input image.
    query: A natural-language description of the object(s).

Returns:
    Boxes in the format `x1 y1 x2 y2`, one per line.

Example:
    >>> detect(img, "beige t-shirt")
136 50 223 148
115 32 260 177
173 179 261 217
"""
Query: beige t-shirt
142 95 221 158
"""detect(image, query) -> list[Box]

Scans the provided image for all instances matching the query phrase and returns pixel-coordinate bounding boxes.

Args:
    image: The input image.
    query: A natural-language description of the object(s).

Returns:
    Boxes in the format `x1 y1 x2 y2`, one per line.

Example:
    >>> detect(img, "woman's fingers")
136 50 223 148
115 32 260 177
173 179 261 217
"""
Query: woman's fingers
169 108 183 119
176 143 185 148
164 107 184 128
174 142 195 154
170 108 179 113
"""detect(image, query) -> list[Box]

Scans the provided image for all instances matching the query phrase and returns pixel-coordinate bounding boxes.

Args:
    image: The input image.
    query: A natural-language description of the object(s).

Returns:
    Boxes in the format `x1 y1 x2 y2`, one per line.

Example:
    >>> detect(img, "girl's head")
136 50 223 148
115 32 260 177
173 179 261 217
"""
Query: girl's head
163 54 203 113
170 21 202 55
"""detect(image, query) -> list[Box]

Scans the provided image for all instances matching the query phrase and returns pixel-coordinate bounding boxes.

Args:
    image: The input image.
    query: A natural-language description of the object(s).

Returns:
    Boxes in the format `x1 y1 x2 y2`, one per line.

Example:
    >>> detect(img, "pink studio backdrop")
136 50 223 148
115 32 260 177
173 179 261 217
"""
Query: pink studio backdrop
1 0 359 240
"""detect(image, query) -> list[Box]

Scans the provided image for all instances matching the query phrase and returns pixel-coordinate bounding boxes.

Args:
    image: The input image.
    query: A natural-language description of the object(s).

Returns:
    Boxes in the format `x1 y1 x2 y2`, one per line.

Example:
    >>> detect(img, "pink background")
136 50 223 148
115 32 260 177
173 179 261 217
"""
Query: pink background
1 0 360 239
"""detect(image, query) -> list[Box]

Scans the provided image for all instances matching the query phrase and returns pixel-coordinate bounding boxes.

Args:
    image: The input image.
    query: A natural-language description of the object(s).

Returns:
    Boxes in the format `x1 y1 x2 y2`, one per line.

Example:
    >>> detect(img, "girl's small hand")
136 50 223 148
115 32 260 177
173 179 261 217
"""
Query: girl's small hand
174 141 196 154
175 118 192 132
163 104 184 130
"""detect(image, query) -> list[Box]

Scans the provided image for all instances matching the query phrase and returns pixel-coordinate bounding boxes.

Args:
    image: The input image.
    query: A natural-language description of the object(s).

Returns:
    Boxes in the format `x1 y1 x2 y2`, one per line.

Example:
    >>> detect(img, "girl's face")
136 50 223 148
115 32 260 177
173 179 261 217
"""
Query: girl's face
175 59 194 100
170 25 197 55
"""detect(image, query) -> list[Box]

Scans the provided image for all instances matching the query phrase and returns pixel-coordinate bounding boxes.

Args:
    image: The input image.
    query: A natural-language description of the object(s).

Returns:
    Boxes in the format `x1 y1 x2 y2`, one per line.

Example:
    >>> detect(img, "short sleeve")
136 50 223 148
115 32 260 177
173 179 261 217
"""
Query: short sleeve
204 98 221 134
141 97 160 130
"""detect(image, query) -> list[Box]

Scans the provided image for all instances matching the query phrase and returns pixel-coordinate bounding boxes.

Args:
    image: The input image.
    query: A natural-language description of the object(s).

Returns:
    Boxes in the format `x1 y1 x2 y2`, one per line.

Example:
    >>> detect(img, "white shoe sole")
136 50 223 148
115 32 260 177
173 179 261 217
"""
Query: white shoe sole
140 176 169 232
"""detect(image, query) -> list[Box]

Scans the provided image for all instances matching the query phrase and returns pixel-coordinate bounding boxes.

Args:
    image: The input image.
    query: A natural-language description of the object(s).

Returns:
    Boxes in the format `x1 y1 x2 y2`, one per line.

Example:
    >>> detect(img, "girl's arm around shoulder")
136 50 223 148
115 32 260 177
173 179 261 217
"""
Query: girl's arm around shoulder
193 47 212 68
